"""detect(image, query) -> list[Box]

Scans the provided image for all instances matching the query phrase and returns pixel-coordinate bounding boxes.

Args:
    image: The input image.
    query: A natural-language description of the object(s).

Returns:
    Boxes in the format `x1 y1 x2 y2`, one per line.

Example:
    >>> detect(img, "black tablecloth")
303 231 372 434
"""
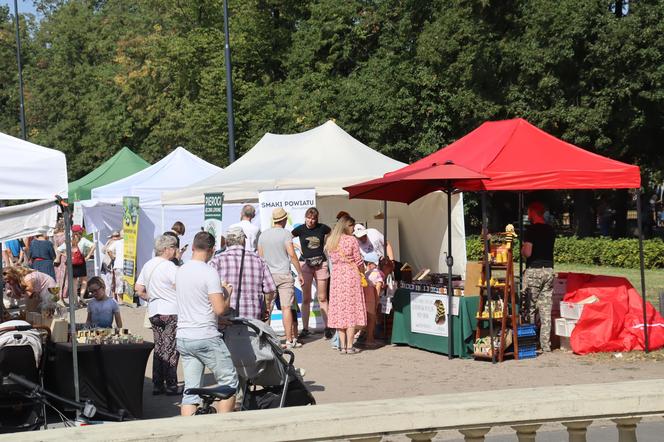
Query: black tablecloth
45 342 153 419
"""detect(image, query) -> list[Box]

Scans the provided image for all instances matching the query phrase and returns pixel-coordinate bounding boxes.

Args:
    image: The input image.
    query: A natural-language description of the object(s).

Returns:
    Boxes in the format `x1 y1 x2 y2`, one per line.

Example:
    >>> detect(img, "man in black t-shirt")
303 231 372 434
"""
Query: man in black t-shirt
291 207 331 338
521 201 555 353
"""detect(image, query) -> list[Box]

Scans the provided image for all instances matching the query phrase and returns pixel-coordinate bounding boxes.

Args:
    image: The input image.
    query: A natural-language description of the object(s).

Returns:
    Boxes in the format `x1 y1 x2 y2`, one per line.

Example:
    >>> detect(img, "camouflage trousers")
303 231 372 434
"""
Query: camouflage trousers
523 267 554 352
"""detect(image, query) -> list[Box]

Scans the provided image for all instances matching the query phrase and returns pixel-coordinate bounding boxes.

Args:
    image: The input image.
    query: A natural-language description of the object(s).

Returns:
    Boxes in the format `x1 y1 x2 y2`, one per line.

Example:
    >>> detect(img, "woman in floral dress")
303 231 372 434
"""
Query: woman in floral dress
325 215 366 354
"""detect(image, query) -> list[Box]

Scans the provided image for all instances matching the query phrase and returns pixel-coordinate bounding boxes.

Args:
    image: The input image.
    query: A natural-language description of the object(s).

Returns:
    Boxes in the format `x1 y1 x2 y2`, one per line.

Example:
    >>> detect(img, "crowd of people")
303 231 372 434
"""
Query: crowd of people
1 206 394 415
132 205 395 414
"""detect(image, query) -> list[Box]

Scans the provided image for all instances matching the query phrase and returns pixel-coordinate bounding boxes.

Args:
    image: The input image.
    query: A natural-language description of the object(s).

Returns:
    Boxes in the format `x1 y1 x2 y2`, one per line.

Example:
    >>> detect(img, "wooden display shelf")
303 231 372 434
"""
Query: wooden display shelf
474 241 519 363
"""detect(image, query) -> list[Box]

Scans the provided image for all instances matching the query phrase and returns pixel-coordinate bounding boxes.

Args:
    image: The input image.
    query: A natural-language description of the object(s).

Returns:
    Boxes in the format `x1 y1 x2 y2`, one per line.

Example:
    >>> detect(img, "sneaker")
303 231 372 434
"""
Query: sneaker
284 340 303 349
324 328 334 339
298 329 311 339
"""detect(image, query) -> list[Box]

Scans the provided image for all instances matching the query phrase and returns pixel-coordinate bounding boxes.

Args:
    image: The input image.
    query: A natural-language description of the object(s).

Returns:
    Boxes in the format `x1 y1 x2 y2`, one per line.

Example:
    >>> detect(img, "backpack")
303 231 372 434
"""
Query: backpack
71 247 85 266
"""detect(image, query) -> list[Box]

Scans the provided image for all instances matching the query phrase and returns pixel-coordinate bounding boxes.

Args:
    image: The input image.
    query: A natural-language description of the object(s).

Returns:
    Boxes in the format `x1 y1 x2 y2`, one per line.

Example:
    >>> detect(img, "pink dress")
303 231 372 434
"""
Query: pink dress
53 232 69 296
327 235 367 329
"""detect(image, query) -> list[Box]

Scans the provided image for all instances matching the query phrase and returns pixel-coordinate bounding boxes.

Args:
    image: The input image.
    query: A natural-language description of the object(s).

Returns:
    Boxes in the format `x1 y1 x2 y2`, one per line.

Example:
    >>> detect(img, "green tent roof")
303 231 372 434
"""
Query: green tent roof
68 147 151 201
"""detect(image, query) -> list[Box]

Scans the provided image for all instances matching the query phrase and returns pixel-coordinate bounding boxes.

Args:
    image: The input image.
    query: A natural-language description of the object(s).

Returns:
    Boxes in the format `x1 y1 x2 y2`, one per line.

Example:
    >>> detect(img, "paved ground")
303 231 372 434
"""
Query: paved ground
66 305 664 439
93 305 664 416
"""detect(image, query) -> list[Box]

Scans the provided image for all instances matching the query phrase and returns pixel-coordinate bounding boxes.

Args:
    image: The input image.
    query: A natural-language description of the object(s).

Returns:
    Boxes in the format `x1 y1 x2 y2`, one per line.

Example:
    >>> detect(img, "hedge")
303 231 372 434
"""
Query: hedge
465 236 664 269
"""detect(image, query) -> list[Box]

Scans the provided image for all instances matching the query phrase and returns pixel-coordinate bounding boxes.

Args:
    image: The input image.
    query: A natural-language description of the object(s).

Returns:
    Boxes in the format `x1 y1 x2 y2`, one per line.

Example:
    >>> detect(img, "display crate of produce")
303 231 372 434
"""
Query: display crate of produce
554 317 577 337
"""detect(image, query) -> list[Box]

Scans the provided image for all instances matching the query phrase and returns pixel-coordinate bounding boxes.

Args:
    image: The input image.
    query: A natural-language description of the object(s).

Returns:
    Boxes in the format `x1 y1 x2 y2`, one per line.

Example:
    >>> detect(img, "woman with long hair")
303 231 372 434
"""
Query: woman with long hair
2 266 58 313
325 215 366 354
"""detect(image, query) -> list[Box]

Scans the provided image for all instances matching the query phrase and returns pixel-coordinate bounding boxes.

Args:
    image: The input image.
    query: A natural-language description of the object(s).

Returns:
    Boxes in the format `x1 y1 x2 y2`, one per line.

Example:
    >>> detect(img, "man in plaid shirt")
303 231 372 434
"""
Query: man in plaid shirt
209 226 276 320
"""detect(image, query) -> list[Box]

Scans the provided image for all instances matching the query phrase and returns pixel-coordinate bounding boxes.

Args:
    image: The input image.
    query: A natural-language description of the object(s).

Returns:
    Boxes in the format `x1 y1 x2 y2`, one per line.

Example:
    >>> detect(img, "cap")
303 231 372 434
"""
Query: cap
353 224 368 238
225 226 246 241
272 207 288 223
71 224 83 233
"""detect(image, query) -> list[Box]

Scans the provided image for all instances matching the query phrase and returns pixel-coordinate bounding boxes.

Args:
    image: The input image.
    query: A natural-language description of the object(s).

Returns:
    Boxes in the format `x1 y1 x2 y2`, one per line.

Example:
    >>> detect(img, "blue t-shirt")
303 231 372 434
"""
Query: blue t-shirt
87 298 119 328
5 239 22 257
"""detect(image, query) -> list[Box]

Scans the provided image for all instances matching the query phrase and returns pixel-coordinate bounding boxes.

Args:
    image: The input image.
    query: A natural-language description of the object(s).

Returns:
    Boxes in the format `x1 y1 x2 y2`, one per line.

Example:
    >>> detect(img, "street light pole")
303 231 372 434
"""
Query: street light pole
223 0 236 164
13 0 27 140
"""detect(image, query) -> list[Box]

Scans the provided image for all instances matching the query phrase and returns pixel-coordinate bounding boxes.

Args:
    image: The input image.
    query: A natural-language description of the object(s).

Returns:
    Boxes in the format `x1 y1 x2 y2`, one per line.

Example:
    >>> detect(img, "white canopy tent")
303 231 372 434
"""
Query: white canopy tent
0 132 68 200
162 121 467 275
0 132 66 241
81 147 222 273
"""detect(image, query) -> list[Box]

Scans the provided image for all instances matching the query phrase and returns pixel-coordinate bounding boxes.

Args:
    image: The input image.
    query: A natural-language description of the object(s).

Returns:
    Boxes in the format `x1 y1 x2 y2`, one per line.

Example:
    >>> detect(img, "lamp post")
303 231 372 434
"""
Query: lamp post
13 0 27 140
223 0 236 164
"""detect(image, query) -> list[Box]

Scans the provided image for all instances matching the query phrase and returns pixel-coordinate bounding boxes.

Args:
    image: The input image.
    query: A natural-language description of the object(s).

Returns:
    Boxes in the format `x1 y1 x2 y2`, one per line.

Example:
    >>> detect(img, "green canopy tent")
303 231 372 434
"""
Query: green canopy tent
68 147 150 201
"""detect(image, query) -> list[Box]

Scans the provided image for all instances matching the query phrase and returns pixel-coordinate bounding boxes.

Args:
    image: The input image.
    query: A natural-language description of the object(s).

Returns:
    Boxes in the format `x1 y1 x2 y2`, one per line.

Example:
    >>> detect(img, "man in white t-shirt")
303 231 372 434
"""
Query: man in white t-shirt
228 204 260 252
176 231 237 415
353 224 394 260
135 234 180 395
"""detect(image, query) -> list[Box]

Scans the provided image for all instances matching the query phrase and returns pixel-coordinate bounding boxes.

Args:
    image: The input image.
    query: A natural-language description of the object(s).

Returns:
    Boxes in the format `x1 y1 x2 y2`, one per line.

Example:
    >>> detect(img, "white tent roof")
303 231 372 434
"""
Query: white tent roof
162 121 406 204
91 146 221 204
0 132 68 199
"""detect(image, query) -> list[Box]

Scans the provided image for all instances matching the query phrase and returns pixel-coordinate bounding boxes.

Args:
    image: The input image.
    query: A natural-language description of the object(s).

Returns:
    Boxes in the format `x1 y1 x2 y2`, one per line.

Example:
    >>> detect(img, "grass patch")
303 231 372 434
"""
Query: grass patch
555 263 664 306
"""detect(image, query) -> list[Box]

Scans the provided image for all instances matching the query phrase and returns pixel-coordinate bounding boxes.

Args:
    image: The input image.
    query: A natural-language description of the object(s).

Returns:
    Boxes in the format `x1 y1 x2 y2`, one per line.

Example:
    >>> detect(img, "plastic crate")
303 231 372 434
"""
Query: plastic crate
517 324 537 338
519 342 538 352
519 348 538 359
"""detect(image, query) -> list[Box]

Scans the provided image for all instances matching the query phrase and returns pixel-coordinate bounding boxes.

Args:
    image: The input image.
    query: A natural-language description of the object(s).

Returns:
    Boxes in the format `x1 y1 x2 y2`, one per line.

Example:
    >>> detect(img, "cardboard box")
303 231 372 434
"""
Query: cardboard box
50 319 69 343
559 336 572 351
560 301 584 320
464 261 484 297
555 317 577 337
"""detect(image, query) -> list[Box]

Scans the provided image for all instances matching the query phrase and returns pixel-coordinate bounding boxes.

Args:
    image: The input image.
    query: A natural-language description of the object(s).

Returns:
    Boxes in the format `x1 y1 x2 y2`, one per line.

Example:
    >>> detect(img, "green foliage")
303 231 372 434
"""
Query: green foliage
1 0 664 187
466 235 664 269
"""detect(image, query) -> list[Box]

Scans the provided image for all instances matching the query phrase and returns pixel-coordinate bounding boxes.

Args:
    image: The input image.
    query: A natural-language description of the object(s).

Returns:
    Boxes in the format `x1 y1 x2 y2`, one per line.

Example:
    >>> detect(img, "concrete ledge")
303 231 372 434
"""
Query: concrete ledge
5 379 664 441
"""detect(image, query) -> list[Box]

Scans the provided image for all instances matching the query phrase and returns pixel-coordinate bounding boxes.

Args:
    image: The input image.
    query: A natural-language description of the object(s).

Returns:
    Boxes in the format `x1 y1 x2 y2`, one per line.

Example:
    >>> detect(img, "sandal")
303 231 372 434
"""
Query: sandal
339 347 347 354
346 347 361 355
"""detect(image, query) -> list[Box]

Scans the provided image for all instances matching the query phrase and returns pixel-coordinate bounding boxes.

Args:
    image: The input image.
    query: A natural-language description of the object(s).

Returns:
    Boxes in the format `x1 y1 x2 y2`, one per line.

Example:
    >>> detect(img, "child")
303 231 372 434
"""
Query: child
362 252 384 348
86 276 123 328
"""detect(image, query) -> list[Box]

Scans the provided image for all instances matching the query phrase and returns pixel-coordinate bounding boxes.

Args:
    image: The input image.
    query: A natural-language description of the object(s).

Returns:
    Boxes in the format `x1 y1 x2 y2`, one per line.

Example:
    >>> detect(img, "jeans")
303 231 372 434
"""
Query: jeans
176 336 239 405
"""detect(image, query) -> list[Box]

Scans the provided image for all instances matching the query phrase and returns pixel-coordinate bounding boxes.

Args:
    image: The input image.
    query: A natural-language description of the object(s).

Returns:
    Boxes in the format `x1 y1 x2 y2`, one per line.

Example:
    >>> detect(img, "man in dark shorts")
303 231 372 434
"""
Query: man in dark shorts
521 201 556 353
292 207 332 338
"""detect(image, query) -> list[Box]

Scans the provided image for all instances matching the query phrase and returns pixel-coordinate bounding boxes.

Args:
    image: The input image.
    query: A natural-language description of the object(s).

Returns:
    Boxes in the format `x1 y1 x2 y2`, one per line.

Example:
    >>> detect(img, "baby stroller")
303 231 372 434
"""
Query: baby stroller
224 318 316 410
0 320 49 432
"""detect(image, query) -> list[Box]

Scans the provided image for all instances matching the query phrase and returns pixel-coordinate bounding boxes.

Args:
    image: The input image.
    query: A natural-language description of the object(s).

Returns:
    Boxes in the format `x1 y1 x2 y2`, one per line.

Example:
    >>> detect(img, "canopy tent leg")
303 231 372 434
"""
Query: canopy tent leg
518 193 524 295
446 189 454 359
0 242 4 320
383 200 388 245
481 192 495 364
57 197 81 409
635 190 649 353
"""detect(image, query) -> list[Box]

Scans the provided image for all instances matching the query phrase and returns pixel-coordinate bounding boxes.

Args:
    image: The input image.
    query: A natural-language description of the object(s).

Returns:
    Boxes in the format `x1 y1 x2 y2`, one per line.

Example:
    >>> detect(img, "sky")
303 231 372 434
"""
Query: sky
0 0 40 18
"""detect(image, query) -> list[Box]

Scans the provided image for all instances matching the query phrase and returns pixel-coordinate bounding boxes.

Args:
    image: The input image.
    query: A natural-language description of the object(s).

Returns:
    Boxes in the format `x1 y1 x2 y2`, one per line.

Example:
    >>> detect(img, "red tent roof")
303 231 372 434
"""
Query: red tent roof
388 118 641 191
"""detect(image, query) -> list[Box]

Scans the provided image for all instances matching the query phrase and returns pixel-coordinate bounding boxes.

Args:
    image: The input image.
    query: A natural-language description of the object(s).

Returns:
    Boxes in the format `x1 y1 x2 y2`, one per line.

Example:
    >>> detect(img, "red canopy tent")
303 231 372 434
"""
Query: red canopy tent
345 118 651 356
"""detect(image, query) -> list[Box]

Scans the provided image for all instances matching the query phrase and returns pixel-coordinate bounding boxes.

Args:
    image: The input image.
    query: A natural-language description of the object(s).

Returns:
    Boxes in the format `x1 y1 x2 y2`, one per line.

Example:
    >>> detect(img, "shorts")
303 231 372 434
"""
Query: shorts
72 264 87 278
176 336 239 405
302 261 329 280
364 286 378 315
272 273 295 309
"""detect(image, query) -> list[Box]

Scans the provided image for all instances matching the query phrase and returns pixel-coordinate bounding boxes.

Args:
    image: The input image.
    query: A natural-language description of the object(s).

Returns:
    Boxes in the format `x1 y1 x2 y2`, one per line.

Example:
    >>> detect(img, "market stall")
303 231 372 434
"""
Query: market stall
46 339 153 419
346 118 654 358
391 288 479 358
81 146 222 273
161 120 467 275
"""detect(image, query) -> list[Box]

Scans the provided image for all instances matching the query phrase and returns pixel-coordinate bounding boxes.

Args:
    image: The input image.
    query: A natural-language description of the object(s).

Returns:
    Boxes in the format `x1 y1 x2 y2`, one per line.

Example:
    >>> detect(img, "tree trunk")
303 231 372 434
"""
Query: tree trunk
574 190 595 238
